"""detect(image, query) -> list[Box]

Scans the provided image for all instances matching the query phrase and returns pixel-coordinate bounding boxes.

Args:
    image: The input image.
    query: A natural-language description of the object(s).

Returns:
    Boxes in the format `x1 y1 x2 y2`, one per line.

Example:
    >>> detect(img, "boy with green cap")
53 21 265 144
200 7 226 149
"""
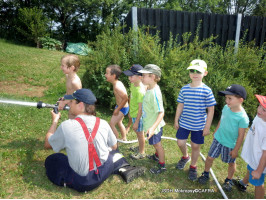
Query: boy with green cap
138 64 166 174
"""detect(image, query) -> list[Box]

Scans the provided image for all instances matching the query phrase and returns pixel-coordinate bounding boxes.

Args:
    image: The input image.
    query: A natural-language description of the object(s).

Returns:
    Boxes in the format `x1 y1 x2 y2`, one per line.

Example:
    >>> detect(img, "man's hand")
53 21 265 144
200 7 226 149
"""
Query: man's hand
51 109 61 123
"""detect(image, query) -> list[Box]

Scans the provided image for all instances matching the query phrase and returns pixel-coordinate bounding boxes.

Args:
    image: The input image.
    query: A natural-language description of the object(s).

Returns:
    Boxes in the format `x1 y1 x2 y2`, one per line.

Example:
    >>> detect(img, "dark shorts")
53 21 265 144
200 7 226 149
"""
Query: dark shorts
45 150 129 192
149 128 163 145
176 127 204 144
208 138 235 163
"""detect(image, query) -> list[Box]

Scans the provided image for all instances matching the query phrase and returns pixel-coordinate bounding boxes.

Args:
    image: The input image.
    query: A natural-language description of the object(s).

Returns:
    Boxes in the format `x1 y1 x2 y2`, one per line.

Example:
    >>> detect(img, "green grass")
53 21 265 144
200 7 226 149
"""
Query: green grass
0 39 262 199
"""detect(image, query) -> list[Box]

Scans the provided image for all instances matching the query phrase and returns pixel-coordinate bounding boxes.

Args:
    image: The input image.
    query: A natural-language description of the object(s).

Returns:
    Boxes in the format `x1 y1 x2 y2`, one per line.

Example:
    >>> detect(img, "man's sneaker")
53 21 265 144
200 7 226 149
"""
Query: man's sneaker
130 152 146 160
198 173 210 184
188 167 198 181
120 166 146 183
129 146 139 152
176 156 191 170
147 154 159 162
222 179 234 192
150 164 166 174
232 179 247 192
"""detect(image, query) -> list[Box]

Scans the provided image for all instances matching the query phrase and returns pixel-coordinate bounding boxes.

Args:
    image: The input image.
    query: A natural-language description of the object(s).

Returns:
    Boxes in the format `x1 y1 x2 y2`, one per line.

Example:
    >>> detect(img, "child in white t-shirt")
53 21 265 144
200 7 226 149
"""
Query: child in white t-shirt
233 94 266 199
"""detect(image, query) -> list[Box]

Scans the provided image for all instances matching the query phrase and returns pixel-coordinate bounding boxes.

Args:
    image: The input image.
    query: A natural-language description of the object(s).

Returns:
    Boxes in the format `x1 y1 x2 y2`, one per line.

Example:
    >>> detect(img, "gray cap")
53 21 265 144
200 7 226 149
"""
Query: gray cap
138 64 161 77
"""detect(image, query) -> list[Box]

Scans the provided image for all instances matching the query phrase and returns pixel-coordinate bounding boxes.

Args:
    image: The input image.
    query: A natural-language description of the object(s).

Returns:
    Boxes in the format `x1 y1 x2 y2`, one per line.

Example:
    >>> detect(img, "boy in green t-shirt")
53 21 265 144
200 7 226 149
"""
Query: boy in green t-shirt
138 64 166 174
123 64 146 159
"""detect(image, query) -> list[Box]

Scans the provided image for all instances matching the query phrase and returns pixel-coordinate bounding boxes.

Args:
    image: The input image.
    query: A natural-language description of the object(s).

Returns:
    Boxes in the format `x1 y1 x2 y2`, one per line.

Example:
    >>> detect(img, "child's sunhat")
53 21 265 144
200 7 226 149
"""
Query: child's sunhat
138 64 161 77
187 59 207 73
218 84 247 100
255 94 266 109
123 64 143 76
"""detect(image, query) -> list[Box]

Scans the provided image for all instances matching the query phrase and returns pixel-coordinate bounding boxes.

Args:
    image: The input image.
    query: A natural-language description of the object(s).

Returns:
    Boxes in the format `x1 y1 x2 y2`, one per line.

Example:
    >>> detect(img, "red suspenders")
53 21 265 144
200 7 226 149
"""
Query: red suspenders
75 117 102 172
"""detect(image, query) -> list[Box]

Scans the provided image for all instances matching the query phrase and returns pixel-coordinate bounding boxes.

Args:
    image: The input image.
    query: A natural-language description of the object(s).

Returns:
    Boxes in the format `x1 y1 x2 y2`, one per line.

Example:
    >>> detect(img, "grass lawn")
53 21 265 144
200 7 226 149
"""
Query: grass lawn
0 39 262 199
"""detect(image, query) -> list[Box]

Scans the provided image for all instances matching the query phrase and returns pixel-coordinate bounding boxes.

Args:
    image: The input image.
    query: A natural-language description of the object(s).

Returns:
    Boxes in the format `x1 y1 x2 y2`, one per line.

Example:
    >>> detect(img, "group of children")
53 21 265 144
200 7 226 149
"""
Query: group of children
58 54 266 198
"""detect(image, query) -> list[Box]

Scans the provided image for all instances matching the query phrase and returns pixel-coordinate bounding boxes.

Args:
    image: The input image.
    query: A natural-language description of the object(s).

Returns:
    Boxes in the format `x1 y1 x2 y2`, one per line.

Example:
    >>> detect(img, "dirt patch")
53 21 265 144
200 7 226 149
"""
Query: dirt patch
0 81 48 97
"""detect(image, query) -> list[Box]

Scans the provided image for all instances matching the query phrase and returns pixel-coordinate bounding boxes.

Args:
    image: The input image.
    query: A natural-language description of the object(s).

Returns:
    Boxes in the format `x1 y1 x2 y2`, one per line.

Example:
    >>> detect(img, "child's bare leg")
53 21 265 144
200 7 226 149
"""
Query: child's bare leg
136 131 145 154
126 116 132 134
242 170 249 185
117 115 127 140
255 185 264 199
110 114 122 138
177 139 189 157
191 142 200 166
153 141 165 163
227 162 236 179
204 156 215 172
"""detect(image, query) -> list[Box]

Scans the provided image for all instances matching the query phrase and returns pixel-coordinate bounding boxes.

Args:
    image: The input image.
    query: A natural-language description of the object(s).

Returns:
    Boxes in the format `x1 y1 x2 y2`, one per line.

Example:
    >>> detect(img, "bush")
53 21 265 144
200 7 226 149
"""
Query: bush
39 36 62 51
82 25 265 120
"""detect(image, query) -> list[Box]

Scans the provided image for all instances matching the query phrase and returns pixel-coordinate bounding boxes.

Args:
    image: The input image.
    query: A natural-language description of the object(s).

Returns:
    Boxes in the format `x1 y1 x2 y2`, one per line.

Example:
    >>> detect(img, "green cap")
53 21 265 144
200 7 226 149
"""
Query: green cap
138 64 161 77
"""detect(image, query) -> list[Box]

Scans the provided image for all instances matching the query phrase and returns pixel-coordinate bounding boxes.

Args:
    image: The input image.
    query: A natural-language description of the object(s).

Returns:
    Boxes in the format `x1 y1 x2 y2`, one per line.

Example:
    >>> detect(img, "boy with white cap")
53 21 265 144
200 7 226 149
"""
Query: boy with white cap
174 59 216 181
198 84 249 192
233 94 266 198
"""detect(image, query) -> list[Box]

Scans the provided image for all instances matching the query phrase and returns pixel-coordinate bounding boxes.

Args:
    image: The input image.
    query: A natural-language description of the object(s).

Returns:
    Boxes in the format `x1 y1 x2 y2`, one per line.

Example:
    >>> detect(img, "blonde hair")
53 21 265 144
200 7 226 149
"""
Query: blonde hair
148 74 161 82
61 54 80 72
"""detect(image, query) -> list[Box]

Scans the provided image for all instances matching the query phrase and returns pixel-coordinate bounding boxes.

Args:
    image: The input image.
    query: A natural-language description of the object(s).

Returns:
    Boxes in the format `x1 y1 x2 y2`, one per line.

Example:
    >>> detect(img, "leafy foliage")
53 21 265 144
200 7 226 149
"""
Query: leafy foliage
39 37 62 51
83 26 265 119
17 7 49 48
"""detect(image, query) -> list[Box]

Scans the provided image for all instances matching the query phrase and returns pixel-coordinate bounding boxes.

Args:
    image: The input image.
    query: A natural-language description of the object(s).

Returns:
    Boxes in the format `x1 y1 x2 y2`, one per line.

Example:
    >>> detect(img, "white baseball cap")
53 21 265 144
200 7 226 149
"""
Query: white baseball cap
187 59 207 73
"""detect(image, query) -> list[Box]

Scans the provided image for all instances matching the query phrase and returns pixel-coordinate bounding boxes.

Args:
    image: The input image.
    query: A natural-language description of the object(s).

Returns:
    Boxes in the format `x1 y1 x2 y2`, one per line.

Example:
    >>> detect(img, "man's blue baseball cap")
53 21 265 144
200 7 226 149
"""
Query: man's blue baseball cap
123 64 143 76
64 89 97 104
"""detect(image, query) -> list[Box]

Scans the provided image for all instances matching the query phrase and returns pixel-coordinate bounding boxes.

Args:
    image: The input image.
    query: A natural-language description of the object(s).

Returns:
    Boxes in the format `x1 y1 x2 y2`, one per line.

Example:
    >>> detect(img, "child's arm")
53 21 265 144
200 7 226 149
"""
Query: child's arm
213 120 221 137
230 127 246 158
203 106 215 136
147 112 164 139
133 102 142 131
113 87 128 116
252 150 266 179
174 103 184 130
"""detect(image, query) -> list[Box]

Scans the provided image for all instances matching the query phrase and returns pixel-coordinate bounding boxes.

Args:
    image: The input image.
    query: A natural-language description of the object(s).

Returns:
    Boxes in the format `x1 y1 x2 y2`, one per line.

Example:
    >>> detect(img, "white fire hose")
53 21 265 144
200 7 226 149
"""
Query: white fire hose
117 136 228 199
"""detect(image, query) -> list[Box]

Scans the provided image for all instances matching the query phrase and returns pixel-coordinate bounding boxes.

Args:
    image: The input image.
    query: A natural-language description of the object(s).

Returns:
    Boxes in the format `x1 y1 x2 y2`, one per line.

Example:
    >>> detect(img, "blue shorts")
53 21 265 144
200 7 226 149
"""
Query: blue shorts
247 165 265 186
115 105 129 116
149 128 163 145
176 127 204 144
132 117 143 132
208 138 235 163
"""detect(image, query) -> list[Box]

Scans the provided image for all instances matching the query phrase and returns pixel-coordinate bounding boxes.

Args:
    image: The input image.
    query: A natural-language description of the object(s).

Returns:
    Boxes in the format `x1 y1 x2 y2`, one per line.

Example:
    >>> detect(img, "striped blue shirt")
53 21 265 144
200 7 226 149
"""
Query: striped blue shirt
177 84 216 131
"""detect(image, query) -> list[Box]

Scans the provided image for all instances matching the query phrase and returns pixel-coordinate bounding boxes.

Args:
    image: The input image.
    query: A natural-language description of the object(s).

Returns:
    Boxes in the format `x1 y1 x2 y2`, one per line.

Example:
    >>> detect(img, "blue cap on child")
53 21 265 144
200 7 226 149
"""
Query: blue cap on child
123 64 143 76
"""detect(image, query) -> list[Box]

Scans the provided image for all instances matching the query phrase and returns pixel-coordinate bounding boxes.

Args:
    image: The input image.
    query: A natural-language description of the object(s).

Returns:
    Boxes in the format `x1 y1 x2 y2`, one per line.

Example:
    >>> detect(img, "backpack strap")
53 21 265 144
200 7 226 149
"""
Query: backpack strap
75 117 102 172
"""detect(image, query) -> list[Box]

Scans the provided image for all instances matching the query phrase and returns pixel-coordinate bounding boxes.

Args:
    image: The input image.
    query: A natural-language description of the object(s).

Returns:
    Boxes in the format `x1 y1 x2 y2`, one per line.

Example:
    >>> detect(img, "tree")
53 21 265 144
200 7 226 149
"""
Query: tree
17 7 49 47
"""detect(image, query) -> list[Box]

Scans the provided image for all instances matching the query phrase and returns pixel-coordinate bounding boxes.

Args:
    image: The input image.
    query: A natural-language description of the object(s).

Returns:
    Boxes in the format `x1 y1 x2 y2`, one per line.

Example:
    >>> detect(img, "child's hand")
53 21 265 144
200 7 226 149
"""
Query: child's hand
174 121 179 130
229 149 238 159
146 128 155 140
202 127 210 136
251 170 261 180
113 109 119 116
132 122 138 131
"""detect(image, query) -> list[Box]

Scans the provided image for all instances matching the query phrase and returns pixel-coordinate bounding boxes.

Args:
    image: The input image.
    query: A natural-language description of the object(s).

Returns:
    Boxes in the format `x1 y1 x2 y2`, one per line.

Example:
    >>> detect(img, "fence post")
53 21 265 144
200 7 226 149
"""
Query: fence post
132 7 138 58
234 13 242 54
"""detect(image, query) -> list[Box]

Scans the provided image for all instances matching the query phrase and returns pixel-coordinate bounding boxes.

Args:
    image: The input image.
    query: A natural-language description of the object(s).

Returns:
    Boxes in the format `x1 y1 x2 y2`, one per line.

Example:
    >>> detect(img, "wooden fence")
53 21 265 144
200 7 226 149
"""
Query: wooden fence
123 7 266 47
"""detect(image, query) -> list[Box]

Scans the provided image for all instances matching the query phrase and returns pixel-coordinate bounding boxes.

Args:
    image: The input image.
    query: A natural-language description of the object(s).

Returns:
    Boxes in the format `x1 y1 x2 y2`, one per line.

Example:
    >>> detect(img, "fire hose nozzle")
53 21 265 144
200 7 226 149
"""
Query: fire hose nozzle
36 101 70 111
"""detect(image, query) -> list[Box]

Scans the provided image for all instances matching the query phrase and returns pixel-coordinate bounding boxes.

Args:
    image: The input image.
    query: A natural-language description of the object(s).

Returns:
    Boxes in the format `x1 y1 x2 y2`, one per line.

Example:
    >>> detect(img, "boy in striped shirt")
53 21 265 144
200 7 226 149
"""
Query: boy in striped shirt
174 59 216 181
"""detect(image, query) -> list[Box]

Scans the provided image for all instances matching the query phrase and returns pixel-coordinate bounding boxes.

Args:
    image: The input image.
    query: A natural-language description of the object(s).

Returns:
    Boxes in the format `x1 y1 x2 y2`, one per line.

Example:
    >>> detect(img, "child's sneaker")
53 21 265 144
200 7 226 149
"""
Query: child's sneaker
198 173 210 184
176 156 191 169
188 167 197 181
150 164 166 174
222 179 234 192
120 166 146 183
130 152 146 160
147 154 159 162
129 146 139 152
232 179 247 192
